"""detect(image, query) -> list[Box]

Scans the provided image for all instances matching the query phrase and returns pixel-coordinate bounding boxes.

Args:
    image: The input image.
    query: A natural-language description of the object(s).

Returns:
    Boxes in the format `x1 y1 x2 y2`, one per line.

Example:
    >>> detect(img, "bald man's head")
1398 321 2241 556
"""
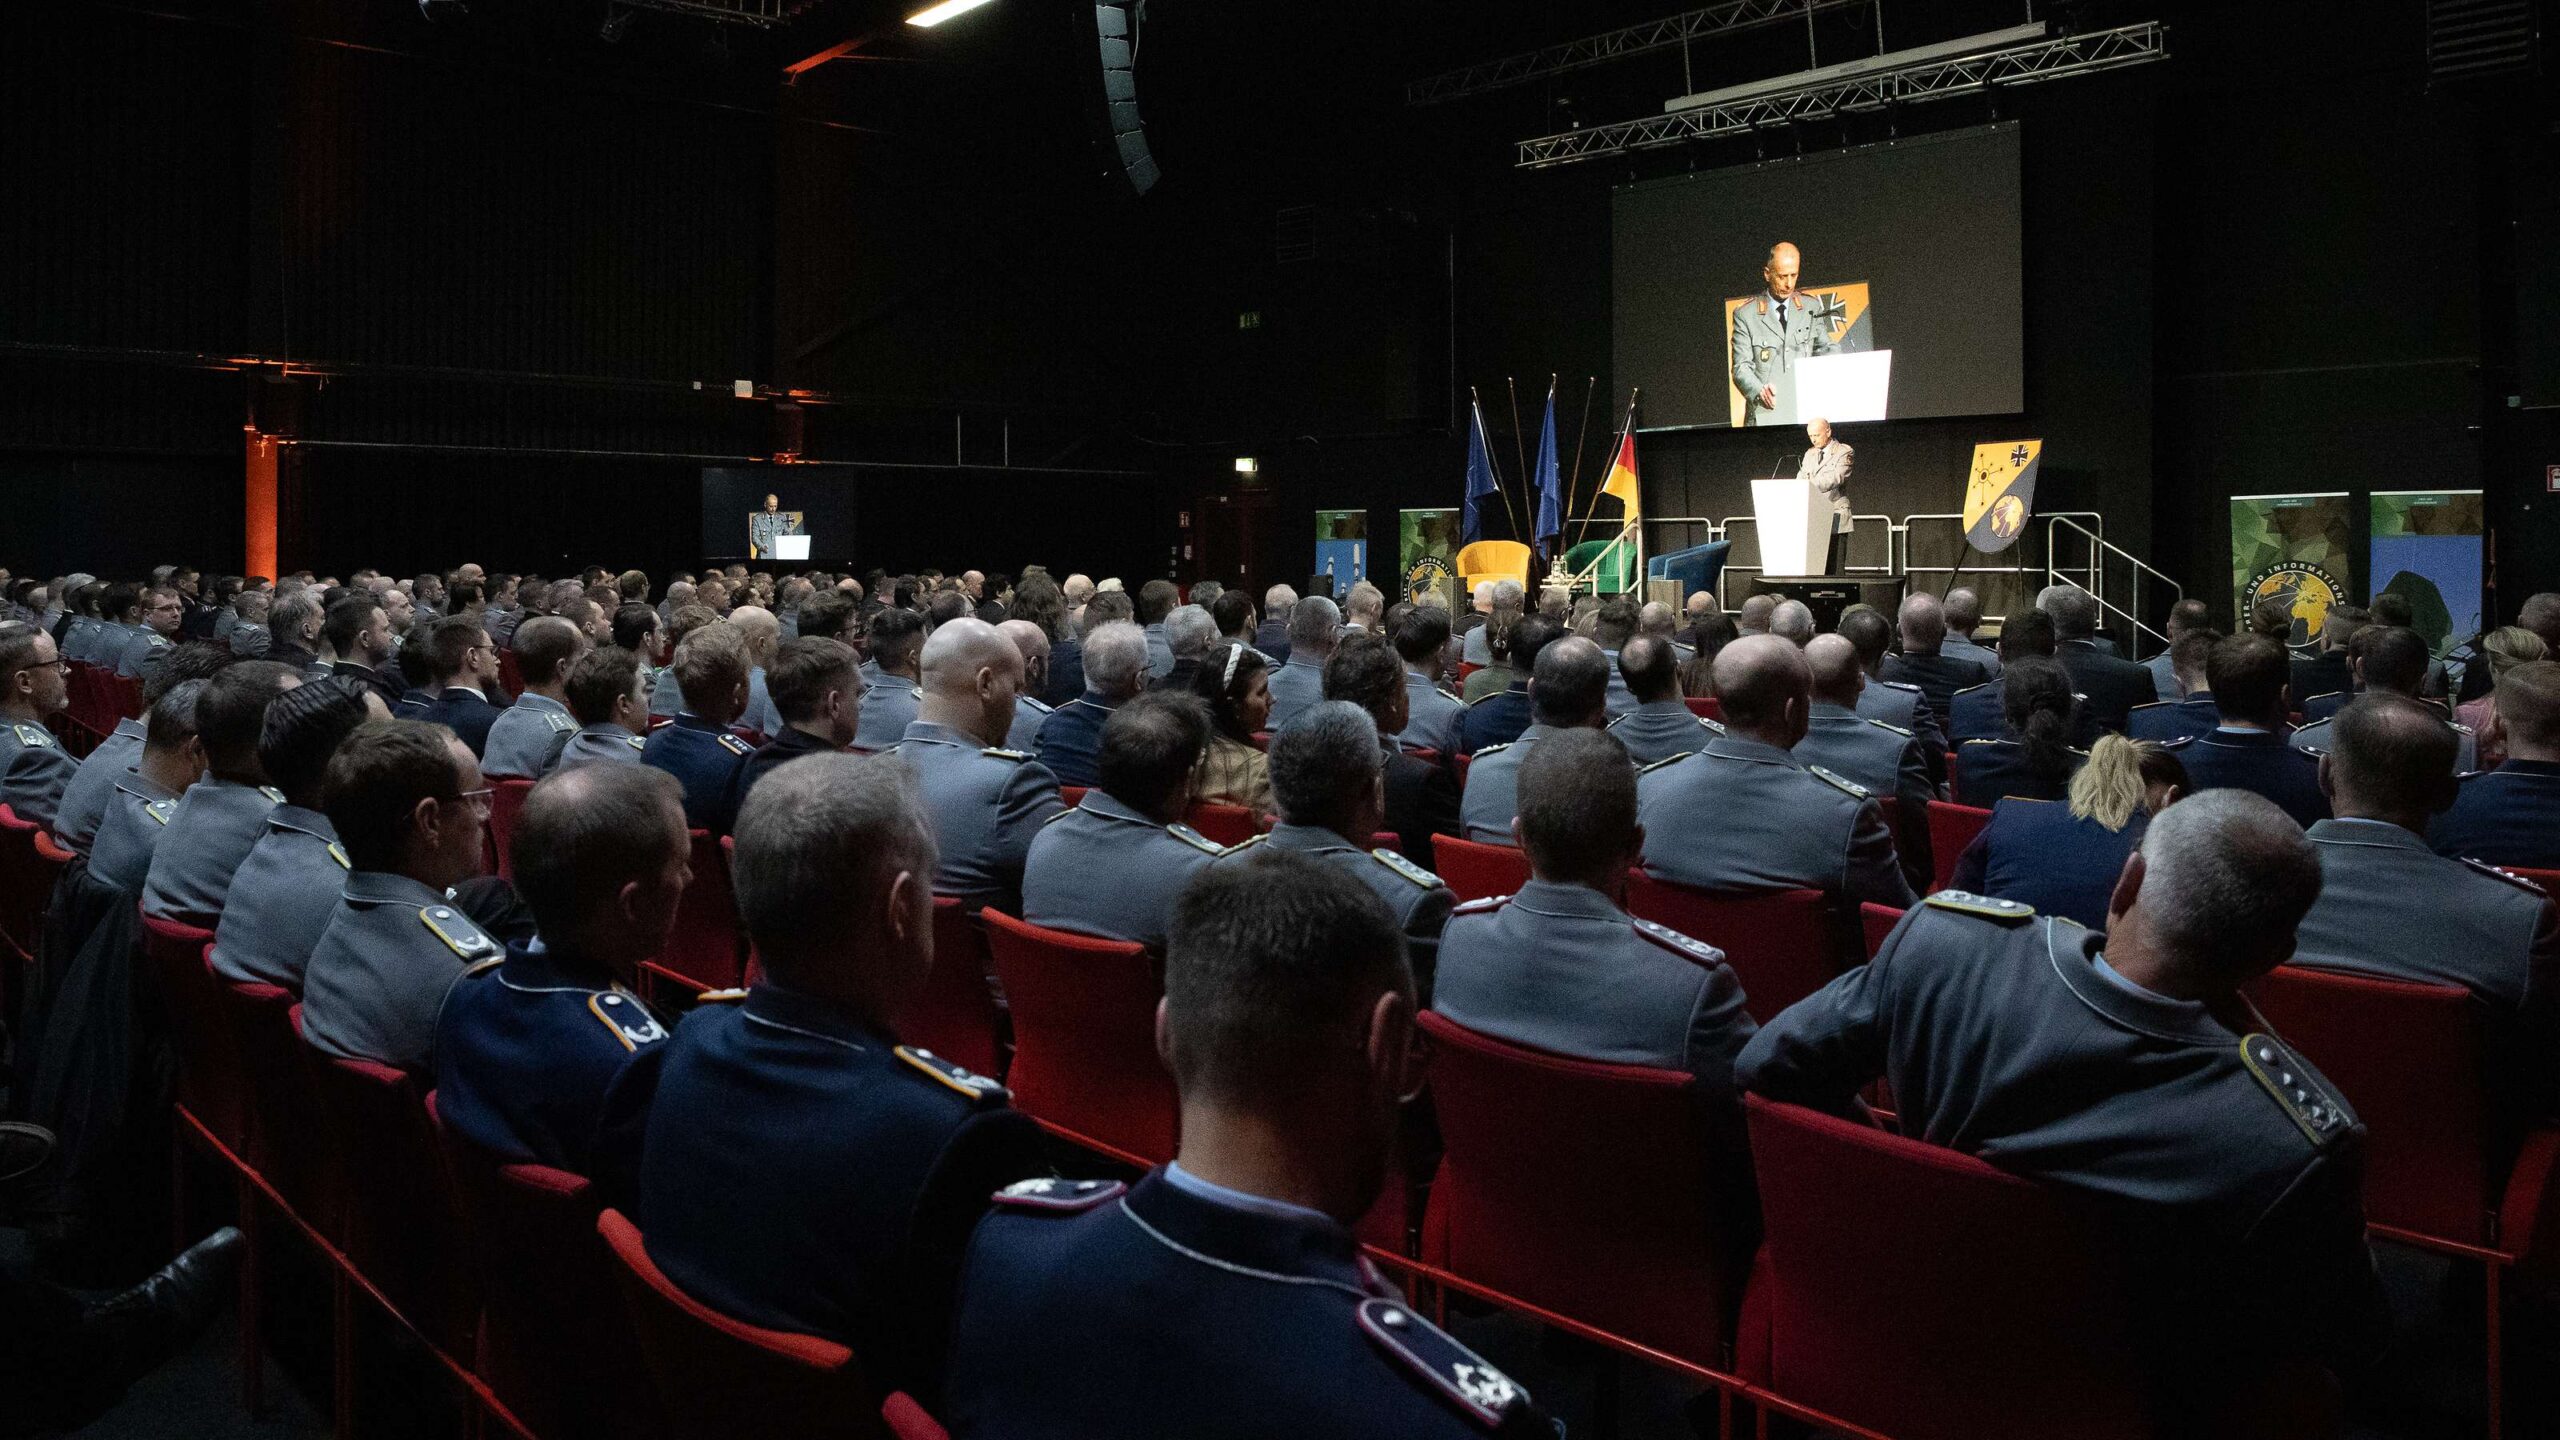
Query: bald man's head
1943 588 1984 633
1898 593 1946 652
917 617 1024 745
1770 600 1816 646
1712 634 1811 744
1804 634 1865 707
996 618 1048 666
1764 242 1803 299
1620 633 1680 705
1529 636 1611 729
1736 594 1776 635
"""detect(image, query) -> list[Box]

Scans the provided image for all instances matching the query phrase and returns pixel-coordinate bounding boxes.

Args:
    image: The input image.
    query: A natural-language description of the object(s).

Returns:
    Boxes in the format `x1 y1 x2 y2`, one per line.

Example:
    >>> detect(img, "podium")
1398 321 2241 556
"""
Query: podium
1752 478 1832 577
771 535 811 562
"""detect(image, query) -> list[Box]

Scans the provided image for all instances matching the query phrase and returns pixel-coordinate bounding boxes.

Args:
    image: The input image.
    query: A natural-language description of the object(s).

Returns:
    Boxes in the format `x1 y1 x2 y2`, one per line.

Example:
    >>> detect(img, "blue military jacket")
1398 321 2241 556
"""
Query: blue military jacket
423 686 505 758
607 984 1042 1399
208 803 347 988
2126 693 2221 744
1947 680 2002 743
1457 681 1532 757
433 940 668 1175
2431 759 2560 869
1030 693 1116 786
1952 737 2084 808
1020 790 1226 949
1947 797 2146 931
1739 895 2386 1382
2176 729 2329 828
851 675 923 753
140 776 280 926
896 721 1065 914
52 718 144 852
945 1168 1552 1439
640 713 754 835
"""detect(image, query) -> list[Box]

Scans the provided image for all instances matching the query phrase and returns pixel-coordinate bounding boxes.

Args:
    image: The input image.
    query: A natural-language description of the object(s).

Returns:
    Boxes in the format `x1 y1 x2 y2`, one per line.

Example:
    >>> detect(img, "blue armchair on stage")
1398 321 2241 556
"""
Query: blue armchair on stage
1647 539 1730 604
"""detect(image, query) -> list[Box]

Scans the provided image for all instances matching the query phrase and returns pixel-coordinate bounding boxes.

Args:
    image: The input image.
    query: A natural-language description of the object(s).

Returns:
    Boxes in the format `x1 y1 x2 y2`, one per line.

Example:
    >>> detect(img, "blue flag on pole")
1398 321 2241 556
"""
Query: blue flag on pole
1462 398 1498 545
1533 386 1562 561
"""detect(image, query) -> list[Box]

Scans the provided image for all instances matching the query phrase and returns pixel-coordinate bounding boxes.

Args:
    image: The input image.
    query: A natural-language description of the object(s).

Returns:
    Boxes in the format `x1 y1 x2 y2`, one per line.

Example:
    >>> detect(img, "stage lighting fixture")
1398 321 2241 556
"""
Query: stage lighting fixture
1234 457 1258 475
907 0 997 27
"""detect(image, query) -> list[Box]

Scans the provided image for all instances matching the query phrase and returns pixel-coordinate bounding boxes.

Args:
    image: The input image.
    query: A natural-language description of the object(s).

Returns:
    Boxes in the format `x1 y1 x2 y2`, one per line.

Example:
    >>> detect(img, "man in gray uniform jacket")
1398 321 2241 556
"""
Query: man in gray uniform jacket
1638 636 1914 914
1220 702 1455 997
301 720 503 1071
558 646 652 767
1022 693 1226 949
2291 696 2560 1120
479 616 589 780
211 680 381 988
893 618 1063 915
87 681 210 895
1458 637 1612 844
1792 636 1937 893
0 625 78 831
1606 634 1723 767
1738 789 2388 1415
140 661 302 927
1729 241 1835 428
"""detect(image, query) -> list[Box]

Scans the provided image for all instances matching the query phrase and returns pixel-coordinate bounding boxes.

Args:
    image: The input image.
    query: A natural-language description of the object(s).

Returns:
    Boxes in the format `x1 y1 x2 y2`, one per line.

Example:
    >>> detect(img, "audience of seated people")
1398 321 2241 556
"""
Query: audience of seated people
24 561 2560 1438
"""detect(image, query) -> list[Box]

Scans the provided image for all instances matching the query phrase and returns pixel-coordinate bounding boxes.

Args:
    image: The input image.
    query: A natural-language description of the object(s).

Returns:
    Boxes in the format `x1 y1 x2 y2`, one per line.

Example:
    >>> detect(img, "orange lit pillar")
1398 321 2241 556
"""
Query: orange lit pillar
246 430 279 578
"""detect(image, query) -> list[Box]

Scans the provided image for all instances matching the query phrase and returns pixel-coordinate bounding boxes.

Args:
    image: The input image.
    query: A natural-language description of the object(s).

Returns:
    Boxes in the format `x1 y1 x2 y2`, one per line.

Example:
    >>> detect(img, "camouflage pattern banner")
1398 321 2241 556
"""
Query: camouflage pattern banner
2230 493 2351 648
2369 491 2484 659
1398 509 1463 611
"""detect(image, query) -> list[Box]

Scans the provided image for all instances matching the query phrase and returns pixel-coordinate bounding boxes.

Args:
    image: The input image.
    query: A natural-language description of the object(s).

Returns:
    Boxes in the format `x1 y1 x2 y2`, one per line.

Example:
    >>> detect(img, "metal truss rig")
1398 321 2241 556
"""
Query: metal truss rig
616 0 790 26
1405 0 1862 107
1514 20 2170 169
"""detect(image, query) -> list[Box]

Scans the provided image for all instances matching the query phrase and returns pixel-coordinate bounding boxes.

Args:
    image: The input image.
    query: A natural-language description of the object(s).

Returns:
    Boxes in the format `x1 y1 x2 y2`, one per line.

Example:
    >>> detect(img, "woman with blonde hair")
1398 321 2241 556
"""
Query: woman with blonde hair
2457 625 2548 770
1948 734 2188 929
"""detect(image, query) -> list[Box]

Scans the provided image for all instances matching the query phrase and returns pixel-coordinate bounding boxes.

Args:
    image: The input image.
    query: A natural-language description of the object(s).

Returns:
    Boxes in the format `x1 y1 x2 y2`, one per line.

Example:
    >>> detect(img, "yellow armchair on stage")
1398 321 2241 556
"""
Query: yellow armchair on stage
1455 540 1532 594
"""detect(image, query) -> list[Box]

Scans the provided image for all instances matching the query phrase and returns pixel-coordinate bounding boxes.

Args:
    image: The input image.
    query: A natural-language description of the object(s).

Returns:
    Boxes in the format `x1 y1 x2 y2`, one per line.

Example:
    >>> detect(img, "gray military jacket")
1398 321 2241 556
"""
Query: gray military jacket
116 626 173 680
209 805 348 988
560 723 647 767
1606 701 1723 768
89 772 181 895
53 719 145 850
1225 823 1455 995
0 717 80 832
1635 734 1915 911
852 675 923 752
1021 790 1227 949
1458 724 1560 843
1730 290 1835 425
1793 704 1936 811
1396 671 1466 756
893 720 1064 913
301 871 503 1070
140 776 281 927
481 692 579 780
1262 658 1327 733
2290 714 2475 774
1434 878 1756 1095
1006 695 1054 753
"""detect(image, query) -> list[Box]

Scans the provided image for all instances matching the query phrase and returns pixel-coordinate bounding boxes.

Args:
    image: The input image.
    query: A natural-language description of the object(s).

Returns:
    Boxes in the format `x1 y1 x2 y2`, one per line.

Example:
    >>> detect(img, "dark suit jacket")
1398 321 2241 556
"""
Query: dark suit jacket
1880 649 1992 728
2058 640 2154 735
1382 749 1461 869
331 660 406 710
2291 651 2351 713
424 687 506 758
1253 619 1293 668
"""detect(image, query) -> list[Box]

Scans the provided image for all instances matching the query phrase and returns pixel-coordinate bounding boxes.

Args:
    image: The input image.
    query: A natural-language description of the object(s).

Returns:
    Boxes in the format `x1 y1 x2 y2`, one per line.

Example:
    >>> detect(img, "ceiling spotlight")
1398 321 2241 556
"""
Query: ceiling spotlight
907 0 998 27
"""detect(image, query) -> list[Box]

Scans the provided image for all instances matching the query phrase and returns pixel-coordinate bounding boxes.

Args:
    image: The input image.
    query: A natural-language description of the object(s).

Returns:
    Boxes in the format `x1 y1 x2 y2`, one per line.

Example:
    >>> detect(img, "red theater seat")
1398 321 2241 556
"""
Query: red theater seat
139 913 244 1155
1859 902 1905 961
1182 801 1263 847
1058 785 1088 810
914 899 1007 1080
643 830 744 998
1623 876 1831 1025
0 806 66 991
1416 1011 1745 1373
881 1393 949 1440
980 908 1173 1167
1683 696 1723 722
597 1208 886 1440
1924 799 1992 892
486 778 535 882
1430 833 1530 903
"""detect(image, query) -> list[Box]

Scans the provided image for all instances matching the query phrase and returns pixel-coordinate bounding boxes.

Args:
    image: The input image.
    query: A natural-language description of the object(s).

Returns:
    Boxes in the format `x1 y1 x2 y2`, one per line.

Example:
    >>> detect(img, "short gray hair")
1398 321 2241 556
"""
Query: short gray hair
1267 700 1381 832
2038 584 2099 640
1289 595 1343 651
1769 599 1815 645
1082 619 1150 697
1490 580 1525 612
731 753 938 984
270 588 323 646
2135 788 2321 983
1165 604 1217 660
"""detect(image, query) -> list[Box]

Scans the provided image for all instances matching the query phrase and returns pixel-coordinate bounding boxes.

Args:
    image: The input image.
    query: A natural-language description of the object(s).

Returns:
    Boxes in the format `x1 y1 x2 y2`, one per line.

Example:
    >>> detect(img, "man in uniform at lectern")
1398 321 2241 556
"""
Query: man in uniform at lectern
747 493 800 561
1731 241 1835 428
1797 417 1854 574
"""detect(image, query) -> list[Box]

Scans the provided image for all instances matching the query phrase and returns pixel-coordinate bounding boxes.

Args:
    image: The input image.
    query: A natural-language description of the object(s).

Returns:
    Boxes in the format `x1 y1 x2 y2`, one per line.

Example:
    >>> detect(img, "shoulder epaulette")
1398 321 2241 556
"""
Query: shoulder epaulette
1959 737 2002 746
326 841 351 870
1369 847 1444 890
12 723 54 748
1604 712 1627 728
981 747 1034 761
2128 700 2171 713
144 798 176 825
1451 895 1508 916
2159 735 2194 749
1167 822 1224 855
2449 720 2475 736
716 732 753 756
895 1045 1009 1103
1807 765 1869 799
1041 805 1078 826
1866 718 1913 737
1922 890 2035 922
258 785 286 804
1470 741 1514 757
418 905 501 961
544 710 576 733
1952 681 1995 696
1021 696 1054 714
459 954 504 979
696 987 748 1004
587 991 669 1052
2239 1035 2351 1145
910 686 924 700
1464 690 1502 707
624 734 647 751
2458 857 2548 896
990 1176 1123 1214
1357 1298 1537 1429
1639 752 1689 774
2301 690 2345 706
1878 679 1921 694
1633 917 1722 965
1221 833 1267 854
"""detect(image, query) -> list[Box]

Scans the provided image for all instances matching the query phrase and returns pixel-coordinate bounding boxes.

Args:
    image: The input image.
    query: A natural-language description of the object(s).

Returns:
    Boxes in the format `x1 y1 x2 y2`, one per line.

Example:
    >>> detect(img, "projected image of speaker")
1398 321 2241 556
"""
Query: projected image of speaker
1083 2 1158 195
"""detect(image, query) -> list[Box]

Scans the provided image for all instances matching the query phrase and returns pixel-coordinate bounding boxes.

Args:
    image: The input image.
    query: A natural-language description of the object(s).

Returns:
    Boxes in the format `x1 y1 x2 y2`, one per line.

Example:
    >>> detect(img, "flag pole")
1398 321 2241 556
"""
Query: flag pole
1505 376 1534 548
1576 389 1641 529
1469 387 1523 541
1562 375 1596 538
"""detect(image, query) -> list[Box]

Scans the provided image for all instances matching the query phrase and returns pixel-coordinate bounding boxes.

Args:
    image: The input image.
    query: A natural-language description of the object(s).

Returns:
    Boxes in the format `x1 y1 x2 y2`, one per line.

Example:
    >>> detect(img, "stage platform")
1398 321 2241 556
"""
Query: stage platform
1745 575 1908 632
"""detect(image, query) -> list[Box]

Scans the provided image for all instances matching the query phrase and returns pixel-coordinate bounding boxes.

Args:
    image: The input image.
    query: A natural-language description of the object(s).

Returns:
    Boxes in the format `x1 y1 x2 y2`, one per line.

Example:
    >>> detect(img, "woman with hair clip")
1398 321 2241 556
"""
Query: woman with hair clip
1188 641 1273 818
1952 656 2084 806
1949 734 2188 929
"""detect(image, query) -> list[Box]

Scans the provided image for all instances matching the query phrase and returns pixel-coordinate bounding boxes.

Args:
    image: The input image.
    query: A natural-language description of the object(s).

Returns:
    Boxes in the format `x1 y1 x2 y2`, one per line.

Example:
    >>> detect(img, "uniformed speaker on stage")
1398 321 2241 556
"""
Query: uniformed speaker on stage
1731 240 1835 427
746 493 803 560
1798 417 1854 574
